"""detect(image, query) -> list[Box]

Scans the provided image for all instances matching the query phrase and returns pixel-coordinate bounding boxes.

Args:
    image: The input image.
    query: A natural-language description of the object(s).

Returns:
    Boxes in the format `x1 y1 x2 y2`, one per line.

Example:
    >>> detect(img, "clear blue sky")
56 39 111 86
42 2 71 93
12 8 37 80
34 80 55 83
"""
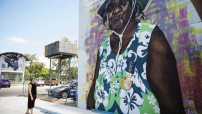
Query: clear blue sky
0 0 79 66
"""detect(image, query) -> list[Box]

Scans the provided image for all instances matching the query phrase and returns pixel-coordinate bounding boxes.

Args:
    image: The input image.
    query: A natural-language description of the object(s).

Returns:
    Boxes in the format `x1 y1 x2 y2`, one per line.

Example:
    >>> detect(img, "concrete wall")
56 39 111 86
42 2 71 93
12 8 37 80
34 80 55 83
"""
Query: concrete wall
78 0 202 113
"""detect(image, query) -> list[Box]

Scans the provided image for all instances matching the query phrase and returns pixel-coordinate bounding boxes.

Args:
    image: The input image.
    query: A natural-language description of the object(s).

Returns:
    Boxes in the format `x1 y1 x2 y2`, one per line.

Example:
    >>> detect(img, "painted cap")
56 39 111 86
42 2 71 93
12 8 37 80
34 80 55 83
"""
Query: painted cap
97 0 152 18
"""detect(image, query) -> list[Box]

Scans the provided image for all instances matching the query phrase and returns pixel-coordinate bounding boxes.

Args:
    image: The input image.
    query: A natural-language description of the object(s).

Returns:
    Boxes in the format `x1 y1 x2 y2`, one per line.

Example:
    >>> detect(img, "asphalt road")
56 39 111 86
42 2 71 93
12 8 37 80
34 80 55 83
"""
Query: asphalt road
0 84 57 97
0 84 76 107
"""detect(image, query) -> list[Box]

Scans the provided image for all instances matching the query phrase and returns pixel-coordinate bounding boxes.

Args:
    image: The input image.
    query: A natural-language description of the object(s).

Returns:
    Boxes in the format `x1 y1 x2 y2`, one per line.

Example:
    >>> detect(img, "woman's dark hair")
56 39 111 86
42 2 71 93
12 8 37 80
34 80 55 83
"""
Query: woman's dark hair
101 0 146 24
30 77 35 82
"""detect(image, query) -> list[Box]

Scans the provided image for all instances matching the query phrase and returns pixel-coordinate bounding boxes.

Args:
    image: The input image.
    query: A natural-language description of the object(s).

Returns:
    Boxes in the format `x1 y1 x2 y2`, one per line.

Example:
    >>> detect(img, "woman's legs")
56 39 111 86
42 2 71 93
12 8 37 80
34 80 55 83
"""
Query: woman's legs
26 108 29 114
30 108 33 114
27 96 36 114
26 108 33 114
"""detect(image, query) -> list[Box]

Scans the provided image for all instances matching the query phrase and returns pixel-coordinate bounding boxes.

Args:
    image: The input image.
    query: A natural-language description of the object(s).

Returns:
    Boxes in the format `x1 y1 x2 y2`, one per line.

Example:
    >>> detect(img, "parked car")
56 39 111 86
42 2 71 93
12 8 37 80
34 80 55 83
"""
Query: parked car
44 78 60 86
0 79 11 88
70 86 77 101
35 78 45 86
48 81 77 99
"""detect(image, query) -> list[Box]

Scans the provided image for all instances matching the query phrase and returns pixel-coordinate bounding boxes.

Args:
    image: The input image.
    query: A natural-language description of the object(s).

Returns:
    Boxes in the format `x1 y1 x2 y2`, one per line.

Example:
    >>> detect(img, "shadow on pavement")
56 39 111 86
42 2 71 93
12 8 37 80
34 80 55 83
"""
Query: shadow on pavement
35 106 61 114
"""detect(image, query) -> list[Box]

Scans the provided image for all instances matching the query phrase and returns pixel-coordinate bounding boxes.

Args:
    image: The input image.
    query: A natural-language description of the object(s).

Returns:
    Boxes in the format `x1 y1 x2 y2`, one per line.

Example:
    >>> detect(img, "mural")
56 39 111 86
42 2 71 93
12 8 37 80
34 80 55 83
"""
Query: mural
145 0 202 113
78 0 202 113
0 53 26 72
4 53 20 71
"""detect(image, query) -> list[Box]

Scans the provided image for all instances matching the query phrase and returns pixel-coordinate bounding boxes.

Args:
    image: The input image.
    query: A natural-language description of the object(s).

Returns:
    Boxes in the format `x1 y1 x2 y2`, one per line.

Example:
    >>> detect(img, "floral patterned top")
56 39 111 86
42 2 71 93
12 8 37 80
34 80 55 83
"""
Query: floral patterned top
94 23 160 114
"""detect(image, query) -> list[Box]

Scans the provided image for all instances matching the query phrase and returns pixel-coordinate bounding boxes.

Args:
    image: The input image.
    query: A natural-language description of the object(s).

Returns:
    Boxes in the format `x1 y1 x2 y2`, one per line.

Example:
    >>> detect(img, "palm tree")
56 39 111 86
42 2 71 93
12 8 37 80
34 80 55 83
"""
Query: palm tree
24 54 38 78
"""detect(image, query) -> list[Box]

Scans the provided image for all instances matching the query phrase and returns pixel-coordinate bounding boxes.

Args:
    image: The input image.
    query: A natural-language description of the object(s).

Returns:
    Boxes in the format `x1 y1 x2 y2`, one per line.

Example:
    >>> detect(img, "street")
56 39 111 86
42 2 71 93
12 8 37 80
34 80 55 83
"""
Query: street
0 84 50 97
0 84 77 107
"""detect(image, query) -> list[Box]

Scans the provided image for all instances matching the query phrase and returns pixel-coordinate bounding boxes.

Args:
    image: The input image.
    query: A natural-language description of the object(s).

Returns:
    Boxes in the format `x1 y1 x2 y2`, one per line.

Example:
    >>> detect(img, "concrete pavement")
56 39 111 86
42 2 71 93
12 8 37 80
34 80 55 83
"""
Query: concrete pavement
0 96 42 114
0 96 96 114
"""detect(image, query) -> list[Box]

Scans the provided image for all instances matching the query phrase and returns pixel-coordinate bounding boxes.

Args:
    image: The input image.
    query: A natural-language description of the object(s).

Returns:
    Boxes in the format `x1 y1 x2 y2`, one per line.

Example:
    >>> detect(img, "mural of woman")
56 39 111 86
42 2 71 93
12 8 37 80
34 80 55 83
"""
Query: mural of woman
4 53 20 71
87 0 185 114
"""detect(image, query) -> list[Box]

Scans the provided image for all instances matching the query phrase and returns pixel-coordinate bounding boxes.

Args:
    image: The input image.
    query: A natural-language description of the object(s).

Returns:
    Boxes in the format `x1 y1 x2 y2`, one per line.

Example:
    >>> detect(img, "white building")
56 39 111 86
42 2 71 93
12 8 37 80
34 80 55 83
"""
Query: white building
0 52 29 83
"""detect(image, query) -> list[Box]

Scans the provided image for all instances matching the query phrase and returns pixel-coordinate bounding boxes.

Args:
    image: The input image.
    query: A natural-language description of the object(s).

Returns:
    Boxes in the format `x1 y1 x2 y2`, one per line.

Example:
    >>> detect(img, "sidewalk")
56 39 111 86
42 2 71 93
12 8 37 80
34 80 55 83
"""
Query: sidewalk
0 96 95 114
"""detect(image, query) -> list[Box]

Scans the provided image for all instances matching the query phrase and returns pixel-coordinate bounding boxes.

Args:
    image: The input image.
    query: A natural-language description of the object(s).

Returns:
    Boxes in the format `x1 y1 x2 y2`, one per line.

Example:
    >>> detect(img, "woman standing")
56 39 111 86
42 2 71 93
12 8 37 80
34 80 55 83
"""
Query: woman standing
26 77 37 114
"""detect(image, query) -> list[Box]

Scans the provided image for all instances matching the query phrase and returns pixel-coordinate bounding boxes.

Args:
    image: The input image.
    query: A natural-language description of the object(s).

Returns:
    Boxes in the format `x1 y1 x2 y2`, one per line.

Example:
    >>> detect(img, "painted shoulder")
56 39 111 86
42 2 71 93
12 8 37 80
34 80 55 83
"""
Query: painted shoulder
136 22 157 42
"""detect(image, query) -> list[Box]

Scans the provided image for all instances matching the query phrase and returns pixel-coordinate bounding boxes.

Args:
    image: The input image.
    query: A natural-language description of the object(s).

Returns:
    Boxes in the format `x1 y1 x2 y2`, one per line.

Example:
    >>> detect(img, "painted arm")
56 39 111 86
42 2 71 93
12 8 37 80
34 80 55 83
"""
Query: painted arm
28 84 33 100
147 26 185 114
87 51 100 110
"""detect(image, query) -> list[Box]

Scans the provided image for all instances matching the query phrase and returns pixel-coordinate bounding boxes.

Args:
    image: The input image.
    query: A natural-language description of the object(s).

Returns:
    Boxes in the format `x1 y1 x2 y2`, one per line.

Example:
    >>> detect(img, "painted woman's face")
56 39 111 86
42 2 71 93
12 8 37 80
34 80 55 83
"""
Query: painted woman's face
106 0 132 32
10 58 18 67
9 58 18 70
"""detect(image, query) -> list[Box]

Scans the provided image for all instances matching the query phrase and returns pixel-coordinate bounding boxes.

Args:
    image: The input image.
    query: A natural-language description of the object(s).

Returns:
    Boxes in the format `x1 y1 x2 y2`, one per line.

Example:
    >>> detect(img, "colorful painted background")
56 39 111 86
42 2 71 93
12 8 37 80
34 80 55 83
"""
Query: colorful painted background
79 0 202 113
144 0 202 113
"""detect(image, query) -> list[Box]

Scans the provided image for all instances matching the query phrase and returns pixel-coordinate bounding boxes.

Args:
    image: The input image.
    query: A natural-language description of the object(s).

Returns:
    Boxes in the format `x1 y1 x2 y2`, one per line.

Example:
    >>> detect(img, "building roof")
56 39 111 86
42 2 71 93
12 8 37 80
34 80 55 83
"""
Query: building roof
0 52 29 61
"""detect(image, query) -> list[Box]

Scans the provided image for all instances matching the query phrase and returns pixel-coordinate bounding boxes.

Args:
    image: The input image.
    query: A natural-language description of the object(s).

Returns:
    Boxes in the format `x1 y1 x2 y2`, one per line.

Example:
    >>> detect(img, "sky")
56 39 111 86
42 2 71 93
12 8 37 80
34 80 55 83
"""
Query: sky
0 0 79 67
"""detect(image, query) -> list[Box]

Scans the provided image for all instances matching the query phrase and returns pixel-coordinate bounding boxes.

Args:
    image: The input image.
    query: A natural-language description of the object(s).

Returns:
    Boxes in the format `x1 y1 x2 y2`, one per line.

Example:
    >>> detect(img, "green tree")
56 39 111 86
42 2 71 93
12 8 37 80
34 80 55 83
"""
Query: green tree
70 66 78 79
24 54 38 62
25 62 49 79
24 54 38 76
24 54 49 79
40 68 49 79
24 66 31 80
29 62 44 78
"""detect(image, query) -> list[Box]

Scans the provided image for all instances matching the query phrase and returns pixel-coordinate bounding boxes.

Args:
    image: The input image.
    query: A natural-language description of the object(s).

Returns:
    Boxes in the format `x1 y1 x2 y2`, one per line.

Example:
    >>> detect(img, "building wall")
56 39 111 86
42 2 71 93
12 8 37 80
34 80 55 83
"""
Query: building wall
78 0 202 113
145 0 202 112
0 53 26 83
